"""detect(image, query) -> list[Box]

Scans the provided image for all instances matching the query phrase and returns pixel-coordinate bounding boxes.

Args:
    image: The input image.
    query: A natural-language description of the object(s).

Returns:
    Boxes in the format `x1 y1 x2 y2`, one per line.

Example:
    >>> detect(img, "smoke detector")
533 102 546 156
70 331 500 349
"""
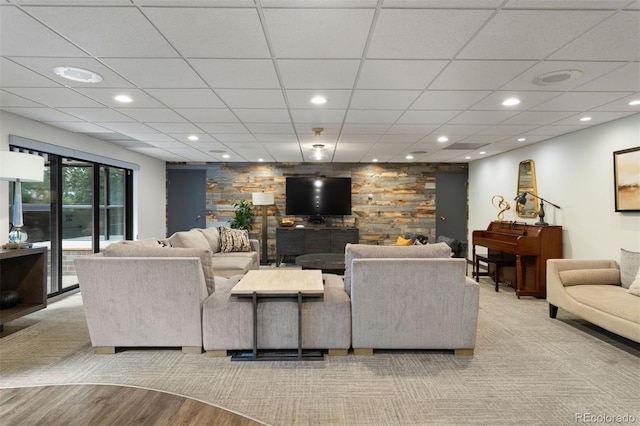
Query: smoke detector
532 69 583 86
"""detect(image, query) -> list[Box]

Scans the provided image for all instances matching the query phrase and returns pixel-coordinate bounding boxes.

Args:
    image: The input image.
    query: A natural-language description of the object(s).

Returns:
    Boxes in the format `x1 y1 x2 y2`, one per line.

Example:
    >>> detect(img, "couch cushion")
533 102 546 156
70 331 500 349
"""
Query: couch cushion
566 285 640 324
620 248 640 289
168 229 210 250
558 269 620 286
219 227 251 253
101 243 216 294
196 227 221 253
628 267 640 297
344 242 452 295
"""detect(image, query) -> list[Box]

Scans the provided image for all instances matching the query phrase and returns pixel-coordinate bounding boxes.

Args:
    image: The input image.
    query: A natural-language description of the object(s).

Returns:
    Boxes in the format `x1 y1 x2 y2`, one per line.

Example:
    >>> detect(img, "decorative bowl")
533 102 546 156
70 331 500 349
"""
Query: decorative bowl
280 218 295 227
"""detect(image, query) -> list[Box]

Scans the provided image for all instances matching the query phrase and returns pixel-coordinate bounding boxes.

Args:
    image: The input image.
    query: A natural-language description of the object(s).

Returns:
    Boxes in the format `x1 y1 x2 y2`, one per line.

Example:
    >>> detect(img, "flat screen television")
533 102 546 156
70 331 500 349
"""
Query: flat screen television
286 177 352 217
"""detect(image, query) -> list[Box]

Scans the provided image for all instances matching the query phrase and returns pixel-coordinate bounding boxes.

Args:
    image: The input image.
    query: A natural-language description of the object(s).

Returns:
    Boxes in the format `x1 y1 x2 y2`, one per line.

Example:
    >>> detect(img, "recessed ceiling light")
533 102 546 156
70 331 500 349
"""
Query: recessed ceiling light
258 158 264 162
437 136 449 143
502 97 520 106
532 69 583 86
222 154 230 159
405 155 414 160
628 100 640 106
580 116 592 122
311 96 327 105
53 66 103 83
465 156 471 160
372 158 378 163
517 137 526 142
187 135 199 141
479 151 486 155
114 94 133 103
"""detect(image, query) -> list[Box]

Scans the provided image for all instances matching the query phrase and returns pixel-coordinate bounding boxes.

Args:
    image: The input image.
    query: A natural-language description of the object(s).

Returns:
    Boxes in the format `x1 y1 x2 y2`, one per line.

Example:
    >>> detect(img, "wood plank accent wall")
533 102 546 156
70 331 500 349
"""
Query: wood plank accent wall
167 163 467 261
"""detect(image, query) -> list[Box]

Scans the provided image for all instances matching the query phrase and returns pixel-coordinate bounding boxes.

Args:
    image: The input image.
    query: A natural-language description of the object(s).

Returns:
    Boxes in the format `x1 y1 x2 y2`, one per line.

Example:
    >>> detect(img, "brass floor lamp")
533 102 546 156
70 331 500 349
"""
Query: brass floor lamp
252 192 274 265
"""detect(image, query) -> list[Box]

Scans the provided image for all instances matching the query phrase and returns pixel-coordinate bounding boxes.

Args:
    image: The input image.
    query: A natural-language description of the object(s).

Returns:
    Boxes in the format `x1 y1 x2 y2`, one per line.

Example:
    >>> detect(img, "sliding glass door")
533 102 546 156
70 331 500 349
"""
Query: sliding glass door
9 147 132 296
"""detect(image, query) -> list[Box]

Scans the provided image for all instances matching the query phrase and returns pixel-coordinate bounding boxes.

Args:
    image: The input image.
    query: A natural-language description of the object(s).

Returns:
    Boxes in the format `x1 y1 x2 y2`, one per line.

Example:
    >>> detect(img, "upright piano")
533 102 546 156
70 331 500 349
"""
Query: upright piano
472 221 562 298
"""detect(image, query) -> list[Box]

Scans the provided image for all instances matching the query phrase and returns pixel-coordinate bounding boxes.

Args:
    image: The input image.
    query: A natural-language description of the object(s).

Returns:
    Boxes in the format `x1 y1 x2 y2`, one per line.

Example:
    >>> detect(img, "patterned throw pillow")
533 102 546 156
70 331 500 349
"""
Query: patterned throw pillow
219 227 251 253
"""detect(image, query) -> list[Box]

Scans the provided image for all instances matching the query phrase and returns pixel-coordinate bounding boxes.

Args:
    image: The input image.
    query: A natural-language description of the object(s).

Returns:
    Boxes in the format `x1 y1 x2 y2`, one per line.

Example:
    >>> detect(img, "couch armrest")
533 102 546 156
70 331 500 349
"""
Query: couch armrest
249 238 260 260
75 256 209 348
547 259 619 311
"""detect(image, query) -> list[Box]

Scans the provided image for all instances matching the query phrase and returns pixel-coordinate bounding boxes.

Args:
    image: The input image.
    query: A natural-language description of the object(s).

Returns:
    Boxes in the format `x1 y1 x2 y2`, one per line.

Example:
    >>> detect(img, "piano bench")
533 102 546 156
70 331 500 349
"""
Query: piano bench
474 254 516 292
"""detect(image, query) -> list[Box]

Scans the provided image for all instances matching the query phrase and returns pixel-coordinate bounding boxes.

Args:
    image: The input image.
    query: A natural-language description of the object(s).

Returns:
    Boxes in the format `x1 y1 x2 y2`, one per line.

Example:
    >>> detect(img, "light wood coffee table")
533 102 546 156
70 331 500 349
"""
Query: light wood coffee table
230 269 324 361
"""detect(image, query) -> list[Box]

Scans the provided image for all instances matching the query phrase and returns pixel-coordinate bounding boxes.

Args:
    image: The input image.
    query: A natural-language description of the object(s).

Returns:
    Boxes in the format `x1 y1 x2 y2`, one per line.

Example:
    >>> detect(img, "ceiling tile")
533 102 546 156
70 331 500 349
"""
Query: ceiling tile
378 134 425 143
458 10 611 59
286 90 352 109
42 121 112 133
146 122 203 133
367 9 493 59
575 63 640 92
290 109 346 124
549 11 640 61
397 110 462 124
175 109 238 123
501 61 627 92
118 108 188 123
25 6 178 57
351 90 421 109
430 61 537 90
532 92 631 111
505 0 635 9
196 123 247 133
411 90 491 110
262 1 378 7
470 91 564 110
592 94 640 111
0 6 87 56
126 133 178 142
0 58 61 88
551 111 637 126
143 7 269 58
210 133 257 142
2 107 82 122
253 133 299 142
127 147 188 162
499 111 577 126
333 144 370 163
345 110 404 124
0 90 43 107
435 124 491 135
357 60 448 90
477 124 539 135
95 121 159 134
341 123 391 134
264 8 374 58
245 123 294 133
386 124 439 134
449 110 519 125
74 88 165 108
278 60 360 89
3 88 102 107
102 58 206 88
189 59 280 89
338 134 382 143
383 0 504 7
58 107 134 122
10 57 134 88
145 89 225 108
216 89 286 109
527 124 586 136
233 109 291 123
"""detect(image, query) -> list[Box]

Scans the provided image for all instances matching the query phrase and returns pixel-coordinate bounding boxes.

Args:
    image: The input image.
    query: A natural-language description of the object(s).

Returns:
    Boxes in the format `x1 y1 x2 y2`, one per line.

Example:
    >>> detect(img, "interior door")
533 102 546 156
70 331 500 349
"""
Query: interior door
435 170 468 255
167 169 206 236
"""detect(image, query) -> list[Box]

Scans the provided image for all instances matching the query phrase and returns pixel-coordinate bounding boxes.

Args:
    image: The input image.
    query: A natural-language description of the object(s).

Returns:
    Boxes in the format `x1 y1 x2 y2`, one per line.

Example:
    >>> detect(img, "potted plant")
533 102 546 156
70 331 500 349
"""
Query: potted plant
229 199 255 231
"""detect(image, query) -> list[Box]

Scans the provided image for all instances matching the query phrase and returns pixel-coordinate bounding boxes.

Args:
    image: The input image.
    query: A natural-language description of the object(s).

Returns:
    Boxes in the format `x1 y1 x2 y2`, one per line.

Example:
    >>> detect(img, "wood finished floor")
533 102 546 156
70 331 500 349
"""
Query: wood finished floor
0 384 266 425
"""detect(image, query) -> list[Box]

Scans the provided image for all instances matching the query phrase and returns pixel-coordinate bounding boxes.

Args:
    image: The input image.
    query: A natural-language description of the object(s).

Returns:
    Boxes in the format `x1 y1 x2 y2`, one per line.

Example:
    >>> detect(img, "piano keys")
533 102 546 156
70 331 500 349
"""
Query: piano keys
472 221 563 298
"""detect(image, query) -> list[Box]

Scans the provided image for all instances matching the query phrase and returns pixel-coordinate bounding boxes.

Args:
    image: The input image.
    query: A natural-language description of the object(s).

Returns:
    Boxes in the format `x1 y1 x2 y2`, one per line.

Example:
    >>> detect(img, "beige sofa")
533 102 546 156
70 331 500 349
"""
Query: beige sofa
547 259 640 343
345 243 480 356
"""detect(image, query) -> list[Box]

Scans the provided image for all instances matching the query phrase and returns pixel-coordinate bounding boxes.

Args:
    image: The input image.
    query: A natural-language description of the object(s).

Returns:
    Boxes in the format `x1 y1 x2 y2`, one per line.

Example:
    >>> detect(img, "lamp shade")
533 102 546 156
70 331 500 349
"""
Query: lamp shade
252 192 274 206
0 151 45 182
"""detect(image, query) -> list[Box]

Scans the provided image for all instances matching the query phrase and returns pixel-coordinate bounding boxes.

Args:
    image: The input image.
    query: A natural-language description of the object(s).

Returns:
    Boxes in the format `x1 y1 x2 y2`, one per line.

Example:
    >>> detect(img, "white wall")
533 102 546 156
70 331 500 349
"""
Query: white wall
469 113 640 260
0 111 167 242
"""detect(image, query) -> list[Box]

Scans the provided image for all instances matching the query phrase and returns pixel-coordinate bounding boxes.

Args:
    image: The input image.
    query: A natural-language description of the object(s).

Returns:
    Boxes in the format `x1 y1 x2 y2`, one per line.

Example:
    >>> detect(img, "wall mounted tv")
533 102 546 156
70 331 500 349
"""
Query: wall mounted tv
285 177 352 217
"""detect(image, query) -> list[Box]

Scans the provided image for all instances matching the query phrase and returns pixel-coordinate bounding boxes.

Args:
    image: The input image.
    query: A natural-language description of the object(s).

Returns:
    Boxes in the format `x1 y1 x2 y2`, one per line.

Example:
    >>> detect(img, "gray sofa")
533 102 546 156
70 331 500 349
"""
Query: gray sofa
547 258 640 343
345 243 480 355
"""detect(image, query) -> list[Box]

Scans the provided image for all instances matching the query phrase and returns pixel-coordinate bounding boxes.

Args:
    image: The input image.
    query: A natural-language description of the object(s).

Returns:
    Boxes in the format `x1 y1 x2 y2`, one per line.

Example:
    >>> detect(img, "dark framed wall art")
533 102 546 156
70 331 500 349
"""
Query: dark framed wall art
613 146 640 212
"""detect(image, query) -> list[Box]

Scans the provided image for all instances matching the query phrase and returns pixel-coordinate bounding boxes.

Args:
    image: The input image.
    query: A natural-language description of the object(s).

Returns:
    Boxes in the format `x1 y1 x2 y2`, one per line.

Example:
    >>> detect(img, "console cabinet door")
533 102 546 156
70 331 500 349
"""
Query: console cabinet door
304 229 331 253
276 228 304 256
330 229 359 253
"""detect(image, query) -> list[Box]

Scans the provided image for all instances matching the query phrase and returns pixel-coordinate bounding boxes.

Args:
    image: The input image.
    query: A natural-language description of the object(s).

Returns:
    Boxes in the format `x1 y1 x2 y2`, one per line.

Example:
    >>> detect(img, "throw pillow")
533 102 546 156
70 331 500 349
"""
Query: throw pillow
197 227 221 253
558 269 621 286
168 229 210 250
396 235 413 246
219 227 251 253
627 266 640 297
620 248 640 289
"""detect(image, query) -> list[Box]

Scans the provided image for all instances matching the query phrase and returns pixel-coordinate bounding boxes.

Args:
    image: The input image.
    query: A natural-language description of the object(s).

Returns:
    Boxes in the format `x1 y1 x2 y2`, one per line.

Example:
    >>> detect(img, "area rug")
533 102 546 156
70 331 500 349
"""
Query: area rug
0 281 638 425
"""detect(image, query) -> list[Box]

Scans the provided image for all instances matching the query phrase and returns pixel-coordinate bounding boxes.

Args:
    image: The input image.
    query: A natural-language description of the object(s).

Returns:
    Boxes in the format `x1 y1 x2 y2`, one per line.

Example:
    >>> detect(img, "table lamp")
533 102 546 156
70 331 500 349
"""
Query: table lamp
252 192 275 264
514 191 561 226
0 151 45 248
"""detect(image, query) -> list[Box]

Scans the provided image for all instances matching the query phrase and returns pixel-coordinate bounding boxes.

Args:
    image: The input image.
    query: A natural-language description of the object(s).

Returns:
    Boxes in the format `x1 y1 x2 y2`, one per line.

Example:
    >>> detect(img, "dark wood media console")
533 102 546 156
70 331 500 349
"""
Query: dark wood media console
276 227 359 264
0 247 47 331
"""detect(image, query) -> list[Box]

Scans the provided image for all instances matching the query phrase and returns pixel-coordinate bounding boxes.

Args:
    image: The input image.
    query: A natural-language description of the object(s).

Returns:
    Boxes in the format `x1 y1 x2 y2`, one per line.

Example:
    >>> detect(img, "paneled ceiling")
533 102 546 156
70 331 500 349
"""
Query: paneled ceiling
1 0 639 163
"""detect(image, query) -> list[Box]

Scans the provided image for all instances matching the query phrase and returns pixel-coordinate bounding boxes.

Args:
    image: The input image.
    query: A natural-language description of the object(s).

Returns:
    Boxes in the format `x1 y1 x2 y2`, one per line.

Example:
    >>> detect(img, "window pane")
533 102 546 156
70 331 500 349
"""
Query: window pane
99 166 125 242
61 159 93 290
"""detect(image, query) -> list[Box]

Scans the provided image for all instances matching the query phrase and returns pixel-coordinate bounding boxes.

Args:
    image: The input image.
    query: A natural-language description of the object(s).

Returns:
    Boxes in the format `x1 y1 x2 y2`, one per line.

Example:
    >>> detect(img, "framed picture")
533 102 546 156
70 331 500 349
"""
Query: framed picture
613 146 640 212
